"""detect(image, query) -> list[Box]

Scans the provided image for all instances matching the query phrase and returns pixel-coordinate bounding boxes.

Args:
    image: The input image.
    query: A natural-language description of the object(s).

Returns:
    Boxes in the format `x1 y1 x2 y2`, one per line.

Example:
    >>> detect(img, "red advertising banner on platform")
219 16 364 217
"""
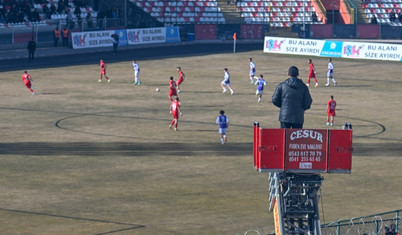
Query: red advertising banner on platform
253 127 352 173
285 129 328 171
195 24 217 40
241 24 263 39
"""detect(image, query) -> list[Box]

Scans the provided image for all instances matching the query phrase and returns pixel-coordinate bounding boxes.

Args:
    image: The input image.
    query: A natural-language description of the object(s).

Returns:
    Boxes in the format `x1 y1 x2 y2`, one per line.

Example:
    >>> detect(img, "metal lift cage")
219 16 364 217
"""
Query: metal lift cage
253 122 353 235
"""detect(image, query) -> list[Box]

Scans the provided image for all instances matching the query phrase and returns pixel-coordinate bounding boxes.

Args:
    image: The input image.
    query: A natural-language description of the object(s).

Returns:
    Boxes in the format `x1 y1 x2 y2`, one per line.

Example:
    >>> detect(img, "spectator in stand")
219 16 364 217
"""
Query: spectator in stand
0 14 4 24
390 9 397 23
73 0 85 8
399 12 402 23
66 11 75 29
391 224 400 235
0 6 5 23
86 12 93 28
74 7 82 26
370 14 378 24
112 7 119 19
312 12 318 22
0 1 36 23
74 5 81 19
43 3 51 19
384 226 393 235
28 8 40 22
57 0 65 14
50 3 56 15
97 9 106 28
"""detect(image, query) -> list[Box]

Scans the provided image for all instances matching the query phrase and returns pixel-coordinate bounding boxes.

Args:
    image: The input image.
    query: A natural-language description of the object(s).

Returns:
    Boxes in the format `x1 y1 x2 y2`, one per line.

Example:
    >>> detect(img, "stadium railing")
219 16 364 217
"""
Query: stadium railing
321 210 402 235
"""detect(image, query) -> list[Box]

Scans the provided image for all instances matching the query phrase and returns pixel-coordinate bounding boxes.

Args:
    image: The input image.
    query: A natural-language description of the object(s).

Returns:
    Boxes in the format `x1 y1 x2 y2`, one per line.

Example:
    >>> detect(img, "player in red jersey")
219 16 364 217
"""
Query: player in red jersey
22 71 35 95
169 97 182 131
176 67 185 93
169 76 177 101
98 59 110 83
306 59 318 87
326 95 336 126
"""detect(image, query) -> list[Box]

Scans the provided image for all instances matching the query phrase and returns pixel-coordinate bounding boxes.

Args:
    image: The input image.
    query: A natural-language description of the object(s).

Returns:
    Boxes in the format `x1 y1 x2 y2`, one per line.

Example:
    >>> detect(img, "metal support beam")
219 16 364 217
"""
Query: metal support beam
269 173 323 235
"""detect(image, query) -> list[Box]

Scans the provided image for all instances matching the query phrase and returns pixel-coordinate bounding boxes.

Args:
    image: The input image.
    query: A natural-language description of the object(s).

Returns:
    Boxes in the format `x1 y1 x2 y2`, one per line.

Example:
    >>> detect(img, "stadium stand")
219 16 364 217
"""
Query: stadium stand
0 0 98 28
129 0 325 27
130 0 226 24
236 0 323 27
128 0 402 28
361 0 402 26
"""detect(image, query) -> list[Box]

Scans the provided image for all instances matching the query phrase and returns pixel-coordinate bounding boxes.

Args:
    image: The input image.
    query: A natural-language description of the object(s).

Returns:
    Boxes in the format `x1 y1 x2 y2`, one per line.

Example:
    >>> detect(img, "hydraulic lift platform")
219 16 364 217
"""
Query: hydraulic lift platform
253 123 353 235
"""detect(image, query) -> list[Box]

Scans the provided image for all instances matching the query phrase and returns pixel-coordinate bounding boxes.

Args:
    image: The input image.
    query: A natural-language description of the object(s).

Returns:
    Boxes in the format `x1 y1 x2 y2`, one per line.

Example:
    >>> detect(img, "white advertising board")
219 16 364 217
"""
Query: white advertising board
72 30 116 49
72 27 180 49
127 27 180 45
264 36 402 62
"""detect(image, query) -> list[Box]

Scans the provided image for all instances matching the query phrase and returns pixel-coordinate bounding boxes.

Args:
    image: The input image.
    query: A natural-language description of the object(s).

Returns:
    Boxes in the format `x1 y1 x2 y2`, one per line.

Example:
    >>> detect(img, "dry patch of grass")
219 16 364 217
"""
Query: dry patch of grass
0 50 401 234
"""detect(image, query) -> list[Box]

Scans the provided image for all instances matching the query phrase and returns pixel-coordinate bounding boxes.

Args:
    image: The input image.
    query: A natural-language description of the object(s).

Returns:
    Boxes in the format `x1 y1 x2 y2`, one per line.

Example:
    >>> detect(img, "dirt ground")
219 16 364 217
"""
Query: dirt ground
0 43 401 235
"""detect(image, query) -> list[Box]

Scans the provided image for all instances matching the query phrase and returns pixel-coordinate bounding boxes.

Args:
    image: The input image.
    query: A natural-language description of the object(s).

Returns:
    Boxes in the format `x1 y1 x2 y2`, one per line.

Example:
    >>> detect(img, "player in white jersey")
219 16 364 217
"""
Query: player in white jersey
325 58 337 86
255 74 267 103
221 68 234 95
249 58 256 83
133 60 141 85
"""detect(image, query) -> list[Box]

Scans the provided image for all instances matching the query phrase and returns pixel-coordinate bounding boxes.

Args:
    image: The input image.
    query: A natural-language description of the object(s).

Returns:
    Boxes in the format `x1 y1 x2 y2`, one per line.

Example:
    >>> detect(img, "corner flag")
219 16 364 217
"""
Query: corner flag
233 32 237 53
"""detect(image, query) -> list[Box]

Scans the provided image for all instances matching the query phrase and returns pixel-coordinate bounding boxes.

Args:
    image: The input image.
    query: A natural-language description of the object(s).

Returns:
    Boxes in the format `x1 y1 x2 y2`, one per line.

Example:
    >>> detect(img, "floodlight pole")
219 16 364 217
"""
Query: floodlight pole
124 0 127 28
302 1 306 38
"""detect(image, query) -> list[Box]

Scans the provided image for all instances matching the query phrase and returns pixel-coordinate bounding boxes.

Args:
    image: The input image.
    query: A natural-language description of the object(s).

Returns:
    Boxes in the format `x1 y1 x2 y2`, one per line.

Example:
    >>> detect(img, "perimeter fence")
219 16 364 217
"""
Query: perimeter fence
321 210 401 235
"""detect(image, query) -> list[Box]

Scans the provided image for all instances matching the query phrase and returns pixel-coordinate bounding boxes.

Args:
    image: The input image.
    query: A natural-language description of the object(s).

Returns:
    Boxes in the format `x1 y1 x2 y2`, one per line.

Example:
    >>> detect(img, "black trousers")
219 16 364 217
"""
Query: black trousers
28 50 35 60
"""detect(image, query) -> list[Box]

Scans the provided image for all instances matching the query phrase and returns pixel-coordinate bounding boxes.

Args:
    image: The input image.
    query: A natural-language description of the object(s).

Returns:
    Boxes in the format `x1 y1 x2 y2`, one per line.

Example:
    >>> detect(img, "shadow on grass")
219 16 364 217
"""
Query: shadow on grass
0 142 253 156
1 142 402 157
0 42 263 72
0 207 145 235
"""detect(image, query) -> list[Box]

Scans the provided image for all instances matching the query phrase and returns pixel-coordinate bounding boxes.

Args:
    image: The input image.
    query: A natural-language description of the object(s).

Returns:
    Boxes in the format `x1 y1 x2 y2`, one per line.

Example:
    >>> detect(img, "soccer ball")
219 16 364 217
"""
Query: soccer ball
156 88 160 92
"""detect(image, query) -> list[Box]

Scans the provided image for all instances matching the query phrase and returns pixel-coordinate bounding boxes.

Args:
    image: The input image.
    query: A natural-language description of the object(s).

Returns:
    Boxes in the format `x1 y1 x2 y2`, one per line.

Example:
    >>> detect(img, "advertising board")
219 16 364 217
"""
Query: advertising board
127 27 180 45
264 36 402 61
72 27 180 49
285 129 328 172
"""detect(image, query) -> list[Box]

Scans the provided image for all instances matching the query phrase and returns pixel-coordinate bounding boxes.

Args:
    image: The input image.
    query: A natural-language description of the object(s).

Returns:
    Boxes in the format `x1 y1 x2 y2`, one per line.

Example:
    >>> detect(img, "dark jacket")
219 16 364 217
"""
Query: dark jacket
27 40 36 51
272 77 312 125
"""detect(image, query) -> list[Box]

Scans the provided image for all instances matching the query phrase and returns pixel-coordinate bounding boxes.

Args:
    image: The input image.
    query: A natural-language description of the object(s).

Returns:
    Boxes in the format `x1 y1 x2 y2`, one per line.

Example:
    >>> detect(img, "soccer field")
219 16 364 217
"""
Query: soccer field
0 45 401 234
